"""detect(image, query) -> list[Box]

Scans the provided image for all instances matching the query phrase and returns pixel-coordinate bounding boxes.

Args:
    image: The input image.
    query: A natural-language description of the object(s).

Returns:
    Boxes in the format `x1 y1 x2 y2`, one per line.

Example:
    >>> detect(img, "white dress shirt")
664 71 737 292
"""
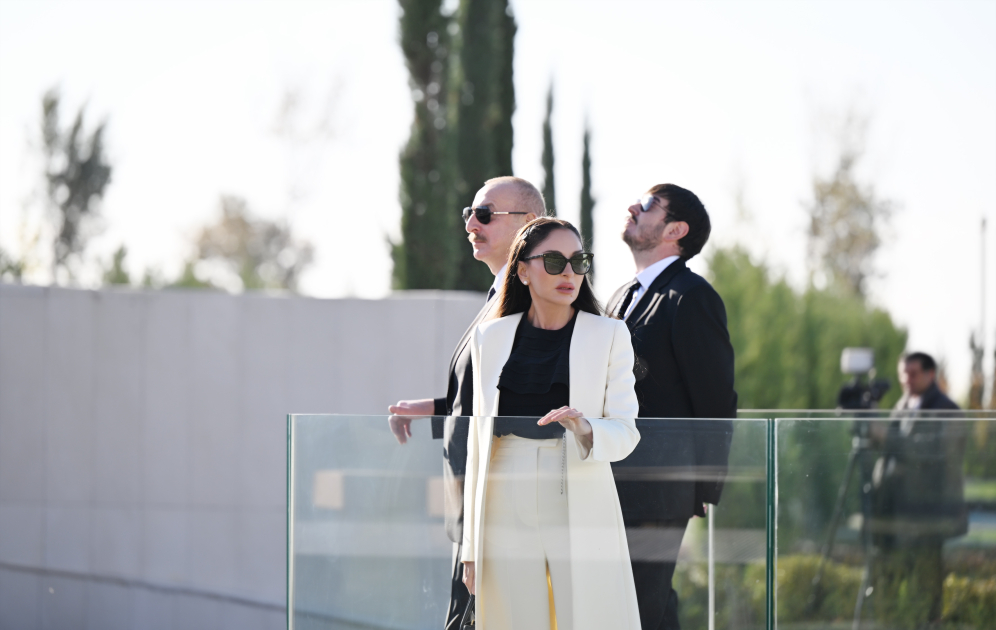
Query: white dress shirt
622 255 681 319
488 264 508 301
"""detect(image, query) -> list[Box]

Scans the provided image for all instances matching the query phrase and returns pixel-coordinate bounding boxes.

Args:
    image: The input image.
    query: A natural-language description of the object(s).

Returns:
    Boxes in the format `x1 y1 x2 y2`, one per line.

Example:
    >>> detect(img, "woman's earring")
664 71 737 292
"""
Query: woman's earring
522 278 528 285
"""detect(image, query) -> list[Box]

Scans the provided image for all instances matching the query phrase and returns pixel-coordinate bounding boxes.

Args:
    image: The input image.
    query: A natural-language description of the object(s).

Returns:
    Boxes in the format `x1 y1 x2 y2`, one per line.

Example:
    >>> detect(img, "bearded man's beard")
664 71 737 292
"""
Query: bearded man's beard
622 219 666 252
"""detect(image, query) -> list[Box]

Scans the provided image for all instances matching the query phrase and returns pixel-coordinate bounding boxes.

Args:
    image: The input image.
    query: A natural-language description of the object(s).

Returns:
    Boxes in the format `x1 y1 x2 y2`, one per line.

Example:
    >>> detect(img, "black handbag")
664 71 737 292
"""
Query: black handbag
459 594 475 629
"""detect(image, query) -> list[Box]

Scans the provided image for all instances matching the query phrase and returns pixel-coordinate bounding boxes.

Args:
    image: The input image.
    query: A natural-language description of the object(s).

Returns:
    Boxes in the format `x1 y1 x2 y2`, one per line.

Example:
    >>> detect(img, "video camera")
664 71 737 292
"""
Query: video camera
837 348 891 410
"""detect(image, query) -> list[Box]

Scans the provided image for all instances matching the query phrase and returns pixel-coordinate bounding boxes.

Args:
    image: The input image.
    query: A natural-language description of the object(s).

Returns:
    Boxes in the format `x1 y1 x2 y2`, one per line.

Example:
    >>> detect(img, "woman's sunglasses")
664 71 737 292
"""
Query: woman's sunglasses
523 252 594 275
461 206 528 225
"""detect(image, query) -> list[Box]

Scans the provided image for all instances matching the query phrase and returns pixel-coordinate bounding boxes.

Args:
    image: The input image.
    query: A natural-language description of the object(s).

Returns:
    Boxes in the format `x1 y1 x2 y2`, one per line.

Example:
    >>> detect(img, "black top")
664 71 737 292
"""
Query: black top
494 311 576 438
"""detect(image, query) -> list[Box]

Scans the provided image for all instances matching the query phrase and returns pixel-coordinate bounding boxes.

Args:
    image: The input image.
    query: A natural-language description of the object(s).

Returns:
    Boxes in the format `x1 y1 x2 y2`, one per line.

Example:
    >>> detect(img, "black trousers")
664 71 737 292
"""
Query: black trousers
444 542 471 630
625 518 690 630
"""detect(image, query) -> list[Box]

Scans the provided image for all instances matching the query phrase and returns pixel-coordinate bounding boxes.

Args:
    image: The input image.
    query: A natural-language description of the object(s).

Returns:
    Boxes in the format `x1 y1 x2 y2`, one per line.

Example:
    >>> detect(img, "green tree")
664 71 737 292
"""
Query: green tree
806 112 893 297
102 245 131 286
707 245 907 540
0 247 25 283
709 246 907 410
451 0 517 290
579 124 595 278
493 0 516 178
541 84 556 215
41 88 113 283
392 0 458 289
179 196 314 293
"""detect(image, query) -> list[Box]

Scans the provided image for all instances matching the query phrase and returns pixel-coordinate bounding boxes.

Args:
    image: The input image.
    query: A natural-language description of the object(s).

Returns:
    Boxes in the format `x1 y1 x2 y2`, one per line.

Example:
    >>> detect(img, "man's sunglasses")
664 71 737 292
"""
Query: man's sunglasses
462 206 528 225
639 194 663 212
523 252 594 275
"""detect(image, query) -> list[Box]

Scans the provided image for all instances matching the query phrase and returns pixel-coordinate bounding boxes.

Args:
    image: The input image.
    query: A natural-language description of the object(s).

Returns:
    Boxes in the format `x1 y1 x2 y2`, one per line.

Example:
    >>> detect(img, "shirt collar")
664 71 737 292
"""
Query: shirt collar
490 264 508 295
634 255 680 290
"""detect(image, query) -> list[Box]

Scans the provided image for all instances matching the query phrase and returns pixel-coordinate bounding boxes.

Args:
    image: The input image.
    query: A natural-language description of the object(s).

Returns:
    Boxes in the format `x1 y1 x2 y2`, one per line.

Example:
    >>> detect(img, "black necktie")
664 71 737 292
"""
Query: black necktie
487 286 496 302
615 279 641 319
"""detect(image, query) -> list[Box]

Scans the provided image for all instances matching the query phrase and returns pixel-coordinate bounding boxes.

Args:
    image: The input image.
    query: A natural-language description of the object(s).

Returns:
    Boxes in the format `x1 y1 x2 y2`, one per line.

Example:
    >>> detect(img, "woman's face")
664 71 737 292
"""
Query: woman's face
517 228 585 309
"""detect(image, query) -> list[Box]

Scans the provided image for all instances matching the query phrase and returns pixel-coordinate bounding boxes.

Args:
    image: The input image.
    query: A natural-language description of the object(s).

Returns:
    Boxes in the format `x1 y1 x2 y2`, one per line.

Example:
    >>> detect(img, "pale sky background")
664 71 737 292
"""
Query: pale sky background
1 0 994 400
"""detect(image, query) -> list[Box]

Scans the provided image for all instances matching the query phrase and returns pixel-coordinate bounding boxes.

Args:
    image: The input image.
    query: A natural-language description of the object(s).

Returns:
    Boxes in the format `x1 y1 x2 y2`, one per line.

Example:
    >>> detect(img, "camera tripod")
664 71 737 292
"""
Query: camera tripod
805 419 878 630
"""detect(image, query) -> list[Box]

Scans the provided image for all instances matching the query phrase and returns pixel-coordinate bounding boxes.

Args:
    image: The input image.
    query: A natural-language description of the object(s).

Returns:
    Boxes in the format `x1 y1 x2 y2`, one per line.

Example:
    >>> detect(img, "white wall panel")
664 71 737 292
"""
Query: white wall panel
236 508 285 603
0 567 40 629
287 298 340 413
39 573 86 629
187 293 241 509
0 284 486 625
44 288 96 506
0 287 47 504
90 506 142 578
141 508 187 585
84 580 132 630
92 292 146 507
44 505 91 573
185 509 240 594
239 296 290 511
384 296 441 407
0 503 44 565
334 299 393 414
143 291 191 508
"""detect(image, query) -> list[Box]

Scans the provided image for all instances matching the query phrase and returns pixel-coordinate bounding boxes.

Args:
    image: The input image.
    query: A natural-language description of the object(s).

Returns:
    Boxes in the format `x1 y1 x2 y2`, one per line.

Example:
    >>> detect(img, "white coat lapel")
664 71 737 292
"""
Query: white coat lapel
569 311 606 418
471 312 523 571
477 312 522 416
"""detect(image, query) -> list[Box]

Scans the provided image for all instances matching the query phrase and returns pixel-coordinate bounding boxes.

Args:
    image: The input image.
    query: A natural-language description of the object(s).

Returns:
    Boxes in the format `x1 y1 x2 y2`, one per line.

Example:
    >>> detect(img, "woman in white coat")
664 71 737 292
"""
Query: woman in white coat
461 217 642 630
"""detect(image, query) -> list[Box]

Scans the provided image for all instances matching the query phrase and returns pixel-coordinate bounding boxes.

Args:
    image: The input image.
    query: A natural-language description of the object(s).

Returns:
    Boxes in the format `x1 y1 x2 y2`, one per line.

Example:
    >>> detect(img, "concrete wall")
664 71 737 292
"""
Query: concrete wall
0 284 483 629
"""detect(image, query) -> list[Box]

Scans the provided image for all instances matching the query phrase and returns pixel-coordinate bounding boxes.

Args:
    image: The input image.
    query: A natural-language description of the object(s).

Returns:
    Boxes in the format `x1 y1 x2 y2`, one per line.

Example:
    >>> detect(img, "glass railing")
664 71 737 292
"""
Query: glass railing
287 413 996 630
774 412 996 629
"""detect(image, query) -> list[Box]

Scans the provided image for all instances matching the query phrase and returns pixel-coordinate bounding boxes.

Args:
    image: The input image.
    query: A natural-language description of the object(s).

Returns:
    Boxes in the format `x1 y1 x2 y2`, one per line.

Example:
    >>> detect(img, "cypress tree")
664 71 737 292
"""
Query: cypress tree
541 84 556 215
579 124 595 279
451 0 517 290
393 0 457 289
493 0 516 177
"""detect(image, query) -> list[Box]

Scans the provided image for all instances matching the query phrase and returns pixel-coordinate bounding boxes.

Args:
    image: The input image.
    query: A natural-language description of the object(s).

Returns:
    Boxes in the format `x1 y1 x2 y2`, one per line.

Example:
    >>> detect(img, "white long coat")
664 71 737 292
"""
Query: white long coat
462 311 642 630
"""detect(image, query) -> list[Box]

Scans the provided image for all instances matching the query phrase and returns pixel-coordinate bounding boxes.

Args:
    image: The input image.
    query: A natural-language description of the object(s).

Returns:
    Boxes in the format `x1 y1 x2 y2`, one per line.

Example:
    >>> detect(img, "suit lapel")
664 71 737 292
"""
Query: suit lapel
606 284 629 319
624 259 687 330
447 297 498 377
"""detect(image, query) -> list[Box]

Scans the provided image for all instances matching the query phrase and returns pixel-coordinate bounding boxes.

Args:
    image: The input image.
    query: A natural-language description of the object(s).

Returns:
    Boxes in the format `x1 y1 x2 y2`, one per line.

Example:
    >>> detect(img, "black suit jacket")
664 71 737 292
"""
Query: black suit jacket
873 383 967 541
431 297 498 542
608 259 737 521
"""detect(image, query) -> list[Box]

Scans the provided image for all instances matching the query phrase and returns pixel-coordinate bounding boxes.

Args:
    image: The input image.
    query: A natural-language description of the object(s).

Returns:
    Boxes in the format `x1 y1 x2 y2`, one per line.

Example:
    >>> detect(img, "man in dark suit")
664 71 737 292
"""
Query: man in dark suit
606 183 737 630
868 352 965 625
388 176 542 630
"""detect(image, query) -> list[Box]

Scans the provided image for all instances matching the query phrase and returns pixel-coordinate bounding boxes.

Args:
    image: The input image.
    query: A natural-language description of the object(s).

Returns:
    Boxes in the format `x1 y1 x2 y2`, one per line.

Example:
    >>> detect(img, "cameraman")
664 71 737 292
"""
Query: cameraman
868 352 967 624
894 352 958 412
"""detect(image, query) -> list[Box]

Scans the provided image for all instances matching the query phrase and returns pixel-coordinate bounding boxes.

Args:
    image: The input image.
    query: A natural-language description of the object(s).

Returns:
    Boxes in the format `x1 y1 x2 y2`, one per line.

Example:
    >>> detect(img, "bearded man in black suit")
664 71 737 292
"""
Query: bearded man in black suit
388 176 542 630
606 183 737 630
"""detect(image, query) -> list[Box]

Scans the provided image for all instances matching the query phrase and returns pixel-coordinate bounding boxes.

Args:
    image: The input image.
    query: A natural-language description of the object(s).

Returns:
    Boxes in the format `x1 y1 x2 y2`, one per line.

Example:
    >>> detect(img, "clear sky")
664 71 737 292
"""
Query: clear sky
1 0 994 399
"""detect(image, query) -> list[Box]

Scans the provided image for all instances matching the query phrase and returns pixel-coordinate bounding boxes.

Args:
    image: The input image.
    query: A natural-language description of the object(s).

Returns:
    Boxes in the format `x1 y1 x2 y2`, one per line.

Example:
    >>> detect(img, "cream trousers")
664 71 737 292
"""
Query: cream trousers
481 435 573 630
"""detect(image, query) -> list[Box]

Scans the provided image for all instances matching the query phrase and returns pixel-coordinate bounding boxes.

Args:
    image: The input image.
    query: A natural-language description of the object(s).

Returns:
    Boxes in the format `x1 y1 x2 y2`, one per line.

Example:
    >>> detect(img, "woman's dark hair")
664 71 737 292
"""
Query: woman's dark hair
647 183 711 259
494 217 603 319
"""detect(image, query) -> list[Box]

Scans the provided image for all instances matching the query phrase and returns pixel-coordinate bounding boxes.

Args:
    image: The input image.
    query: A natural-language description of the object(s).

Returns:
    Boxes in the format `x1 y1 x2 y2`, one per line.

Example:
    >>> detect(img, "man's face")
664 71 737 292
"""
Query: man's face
465 183 527 271
901 359 935 396
622 193 669 252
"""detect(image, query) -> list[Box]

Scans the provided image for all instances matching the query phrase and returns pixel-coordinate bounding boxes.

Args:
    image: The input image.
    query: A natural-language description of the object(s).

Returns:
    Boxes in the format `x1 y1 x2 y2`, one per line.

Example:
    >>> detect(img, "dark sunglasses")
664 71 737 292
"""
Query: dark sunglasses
639 194 663 212
523 252 594 275
462 206 528 225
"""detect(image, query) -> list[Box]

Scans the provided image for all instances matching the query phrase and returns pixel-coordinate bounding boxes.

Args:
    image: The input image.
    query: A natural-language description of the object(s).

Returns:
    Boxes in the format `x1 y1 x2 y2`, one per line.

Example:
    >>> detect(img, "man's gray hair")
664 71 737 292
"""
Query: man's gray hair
485 176 547 217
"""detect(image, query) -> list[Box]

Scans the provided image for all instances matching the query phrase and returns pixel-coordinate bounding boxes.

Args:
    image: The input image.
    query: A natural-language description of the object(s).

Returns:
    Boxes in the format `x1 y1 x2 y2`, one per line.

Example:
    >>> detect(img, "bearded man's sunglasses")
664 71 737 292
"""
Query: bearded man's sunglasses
462 206 528 225
639 194 664 212
523 252 594 275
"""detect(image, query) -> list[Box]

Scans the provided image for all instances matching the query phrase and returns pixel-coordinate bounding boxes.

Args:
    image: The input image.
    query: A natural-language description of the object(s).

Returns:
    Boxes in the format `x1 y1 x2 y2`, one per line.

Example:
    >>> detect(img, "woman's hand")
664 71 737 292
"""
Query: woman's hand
537 406 592 436
463 561 476 595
